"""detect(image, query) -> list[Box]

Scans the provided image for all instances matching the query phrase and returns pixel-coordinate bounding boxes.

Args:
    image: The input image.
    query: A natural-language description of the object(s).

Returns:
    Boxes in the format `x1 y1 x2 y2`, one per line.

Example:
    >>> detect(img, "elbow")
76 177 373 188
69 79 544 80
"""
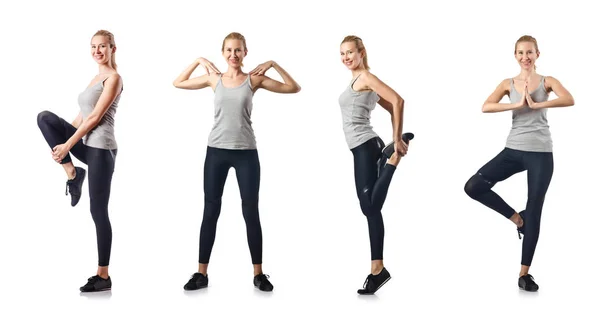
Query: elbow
481 103 490 113
86 115 101 128
393 97 404 109
567 96 575 106
293 84 301 93
173 80 182 88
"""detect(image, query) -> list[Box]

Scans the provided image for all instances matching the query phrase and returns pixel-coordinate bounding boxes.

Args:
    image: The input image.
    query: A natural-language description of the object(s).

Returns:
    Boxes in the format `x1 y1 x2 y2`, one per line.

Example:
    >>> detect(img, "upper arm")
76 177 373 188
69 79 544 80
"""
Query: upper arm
91 74 122 119
485 79 510 103
253 75 299 94
174 74 216 90
545 76 572 99
366 74 403 107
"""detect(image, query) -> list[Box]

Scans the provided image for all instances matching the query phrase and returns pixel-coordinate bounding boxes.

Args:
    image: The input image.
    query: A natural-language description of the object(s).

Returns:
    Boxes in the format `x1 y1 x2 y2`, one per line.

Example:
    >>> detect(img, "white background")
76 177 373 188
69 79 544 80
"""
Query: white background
1 0 598 322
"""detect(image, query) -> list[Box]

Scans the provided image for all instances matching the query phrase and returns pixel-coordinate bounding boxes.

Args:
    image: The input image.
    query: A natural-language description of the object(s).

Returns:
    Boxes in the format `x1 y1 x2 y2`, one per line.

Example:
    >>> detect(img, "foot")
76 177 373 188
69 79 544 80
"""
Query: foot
80 275 112 292
357 267 391 295
253 273 274 292
66 167 86 207
183 272 208 291
378 133 414 176
518 274 539 292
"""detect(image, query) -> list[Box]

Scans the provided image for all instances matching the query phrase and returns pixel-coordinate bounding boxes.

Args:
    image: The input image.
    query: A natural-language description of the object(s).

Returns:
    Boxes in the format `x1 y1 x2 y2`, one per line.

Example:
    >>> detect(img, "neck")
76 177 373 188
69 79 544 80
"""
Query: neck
351 67 367 78
225 67 244 77
518 68 537 80
98 63 114 74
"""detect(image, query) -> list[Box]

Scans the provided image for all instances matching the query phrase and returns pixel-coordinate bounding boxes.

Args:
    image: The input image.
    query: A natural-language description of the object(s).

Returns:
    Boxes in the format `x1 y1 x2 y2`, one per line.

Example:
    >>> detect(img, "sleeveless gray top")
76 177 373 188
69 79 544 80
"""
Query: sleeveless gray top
78 76 121 150
339 75 379 149
506 77 552 152
207 75 256 150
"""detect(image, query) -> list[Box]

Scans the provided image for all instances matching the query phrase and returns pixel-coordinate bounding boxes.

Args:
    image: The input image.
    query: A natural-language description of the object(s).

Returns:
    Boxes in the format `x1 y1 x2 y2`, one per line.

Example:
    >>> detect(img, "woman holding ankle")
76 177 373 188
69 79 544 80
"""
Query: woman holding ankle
464 35 574 292
36 30 122 292
174 32 300 292
339 35 412 295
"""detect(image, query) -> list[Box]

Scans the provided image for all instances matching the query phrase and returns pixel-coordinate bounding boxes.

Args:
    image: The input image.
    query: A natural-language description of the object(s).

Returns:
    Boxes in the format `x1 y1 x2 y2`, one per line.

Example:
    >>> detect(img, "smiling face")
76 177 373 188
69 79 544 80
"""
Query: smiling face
340 41 364 70
90 35 115 66
222 39 247 68
514 41 539 71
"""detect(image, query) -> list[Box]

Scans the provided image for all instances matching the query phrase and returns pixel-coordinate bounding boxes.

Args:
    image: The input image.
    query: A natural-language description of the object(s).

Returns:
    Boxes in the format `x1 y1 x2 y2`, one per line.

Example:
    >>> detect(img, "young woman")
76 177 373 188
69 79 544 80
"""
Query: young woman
464 35 574 292
174 32 301 292
339 35 413 295
36 30 123 292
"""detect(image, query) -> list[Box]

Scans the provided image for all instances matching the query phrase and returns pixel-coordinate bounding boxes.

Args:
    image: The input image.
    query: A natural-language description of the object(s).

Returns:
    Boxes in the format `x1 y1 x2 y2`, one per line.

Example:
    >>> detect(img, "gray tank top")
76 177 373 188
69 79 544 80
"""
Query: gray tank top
506 77 552 152
339 75 379 149
78 76 121 150
207 75 256 149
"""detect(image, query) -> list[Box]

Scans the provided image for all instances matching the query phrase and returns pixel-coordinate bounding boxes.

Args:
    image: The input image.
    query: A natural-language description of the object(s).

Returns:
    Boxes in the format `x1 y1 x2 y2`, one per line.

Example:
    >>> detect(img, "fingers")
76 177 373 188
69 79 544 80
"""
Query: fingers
209 63 221 74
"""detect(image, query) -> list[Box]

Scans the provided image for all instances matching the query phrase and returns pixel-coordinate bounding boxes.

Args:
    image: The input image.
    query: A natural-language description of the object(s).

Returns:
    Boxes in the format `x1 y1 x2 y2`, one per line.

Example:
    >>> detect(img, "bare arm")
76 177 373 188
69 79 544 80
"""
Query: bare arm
529 76 574 109
366 73 404 143
173 58 220 90
65 75 122 149
71 112 83 128
482 79 524 113
251 61 301 93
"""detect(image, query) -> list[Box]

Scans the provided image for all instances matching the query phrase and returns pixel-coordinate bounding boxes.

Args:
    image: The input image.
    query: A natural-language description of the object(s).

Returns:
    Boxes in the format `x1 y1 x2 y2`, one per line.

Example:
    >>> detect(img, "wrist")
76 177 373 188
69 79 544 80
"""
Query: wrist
270 60 277 68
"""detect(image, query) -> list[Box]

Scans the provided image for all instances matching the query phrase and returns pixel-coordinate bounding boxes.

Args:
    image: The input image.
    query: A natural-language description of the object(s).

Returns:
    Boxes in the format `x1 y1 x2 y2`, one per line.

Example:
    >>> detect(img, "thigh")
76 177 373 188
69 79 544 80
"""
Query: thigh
204 147 231 200
477 148 525 183
86 147 116 202
351 138 379 195
525 152 554 199
233 150 260 201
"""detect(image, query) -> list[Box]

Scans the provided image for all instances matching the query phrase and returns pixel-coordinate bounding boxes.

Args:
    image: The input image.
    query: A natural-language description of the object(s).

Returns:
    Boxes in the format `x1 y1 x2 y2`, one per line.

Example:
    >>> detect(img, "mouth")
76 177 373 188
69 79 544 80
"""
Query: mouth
94 55 104 60
344 60 353 66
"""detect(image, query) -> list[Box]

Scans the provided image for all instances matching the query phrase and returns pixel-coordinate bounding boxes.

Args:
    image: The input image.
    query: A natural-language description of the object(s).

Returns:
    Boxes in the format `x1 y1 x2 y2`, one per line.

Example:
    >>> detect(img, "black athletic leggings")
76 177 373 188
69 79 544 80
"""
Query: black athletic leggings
464 147 553 266
199 146 262 264
37 111 117 267
351 137 397 260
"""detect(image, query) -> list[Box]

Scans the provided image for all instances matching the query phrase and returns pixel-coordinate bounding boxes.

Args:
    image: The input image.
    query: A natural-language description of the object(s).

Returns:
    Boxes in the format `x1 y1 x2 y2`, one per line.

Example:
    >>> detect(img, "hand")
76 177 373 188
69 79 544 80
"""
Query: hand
196 57 221 75
250 61 274 76
52 143 71 163
525 90 539 109
518 81 528 108
394 139 408 157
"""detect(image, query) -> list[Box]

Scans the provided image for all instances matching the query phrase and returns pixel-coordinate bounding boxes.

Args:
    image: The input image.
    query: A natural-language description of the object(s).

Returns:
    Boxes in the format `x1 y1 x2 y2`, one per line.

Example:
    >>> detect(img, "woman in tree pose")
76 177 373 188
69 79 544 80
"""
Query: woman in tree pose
464 35 574 292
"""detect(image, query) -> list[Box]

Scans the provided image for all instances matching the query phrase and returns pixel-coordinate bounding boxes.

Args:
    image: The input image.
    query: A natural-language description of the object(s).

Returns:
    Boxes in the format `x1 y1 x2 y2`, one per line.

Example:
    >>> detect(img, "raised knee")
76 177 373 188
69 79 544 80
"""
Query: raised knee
464 173 493 198
37 110 54 126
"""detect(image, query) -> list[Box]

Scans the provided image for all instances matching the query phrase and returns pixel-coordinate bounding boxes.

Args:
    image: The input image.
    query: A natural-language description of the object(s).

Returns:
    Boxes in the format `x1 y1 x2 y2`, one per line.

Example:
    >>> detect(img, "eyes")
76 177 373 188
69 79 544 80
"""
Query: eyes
226 48 244 53
91 44 107 49
517 50 535 55
340 50 353 56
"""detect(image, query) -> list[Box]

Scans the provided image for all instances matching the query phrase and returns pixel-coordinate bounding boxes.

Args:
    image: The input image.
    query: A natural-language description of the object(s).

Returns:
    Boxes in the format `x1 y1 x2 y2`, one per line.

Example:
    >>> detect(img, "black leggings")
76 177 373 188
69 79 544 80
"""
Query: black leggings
37 111 117 267
199 146 262 264
351 137 397 260
464 148 553 266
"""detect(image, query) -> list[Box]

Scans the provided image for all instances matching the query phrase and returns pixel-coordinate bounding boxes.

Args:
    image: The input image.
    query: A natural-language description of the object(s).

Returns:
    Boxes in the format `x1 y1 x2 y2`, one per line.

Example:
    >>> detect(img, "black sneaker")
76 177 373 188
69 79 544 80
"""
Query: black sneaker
357 267 391 295
253 273 274 292
518 274 539 292
183 272 208 290
80 275 112 292
382 133 414 159
517 210 526 239
66 167 86 207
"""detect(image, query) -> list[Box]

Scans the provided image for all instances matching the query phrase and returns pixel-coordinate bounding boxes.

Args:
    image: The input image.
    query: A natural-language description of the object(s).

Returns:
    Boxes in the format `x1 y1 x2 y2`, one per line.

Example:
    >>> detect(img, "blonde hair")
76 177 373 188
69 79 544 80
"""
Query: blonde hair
93 30 117 70
514 35 539 70
222 32 247 67
341 35 369 70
